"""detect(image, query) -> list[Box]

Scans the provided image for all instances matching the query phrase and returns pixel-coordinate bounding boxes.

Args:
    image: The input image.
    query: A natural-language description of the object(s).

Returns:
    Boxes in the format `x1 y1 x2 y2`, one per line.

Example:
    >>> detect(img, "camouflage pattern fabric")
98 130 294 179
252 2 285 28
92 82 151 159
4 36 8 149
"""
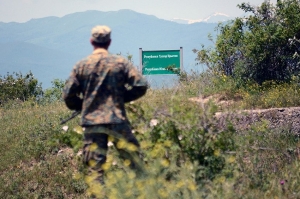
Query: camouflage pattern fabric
62 48 148 126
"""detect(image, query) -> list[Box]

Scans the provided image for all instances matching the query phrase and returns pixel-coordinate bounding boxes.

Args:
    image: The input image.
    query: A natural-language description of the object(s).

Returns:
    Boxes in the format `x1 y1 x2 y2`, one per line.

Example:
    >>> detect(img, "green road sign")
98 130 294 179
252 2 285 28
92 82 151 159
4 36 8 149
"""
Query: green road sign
141 50 181 75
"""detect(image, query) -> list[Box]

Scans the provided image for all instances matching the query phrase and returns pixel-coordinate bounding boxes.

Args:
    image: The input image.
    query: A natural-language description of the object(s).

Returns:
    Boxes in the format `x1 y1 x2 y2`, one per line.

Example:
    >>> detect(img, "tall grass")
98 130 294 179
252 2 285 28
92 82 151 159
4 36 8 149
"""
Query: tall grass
1 72 300 198
0 101 88 198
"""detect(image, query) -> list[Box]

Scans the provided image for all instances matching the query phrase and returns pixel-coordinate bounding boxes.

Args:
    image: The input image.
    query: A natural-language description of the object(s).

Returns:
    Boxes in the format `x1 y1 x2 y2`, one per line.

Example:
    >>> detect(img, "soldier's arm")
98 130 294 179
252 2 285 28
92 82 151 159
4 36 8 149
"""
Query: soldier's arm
124 62 148 103
124 86 147 103
62 66 83 110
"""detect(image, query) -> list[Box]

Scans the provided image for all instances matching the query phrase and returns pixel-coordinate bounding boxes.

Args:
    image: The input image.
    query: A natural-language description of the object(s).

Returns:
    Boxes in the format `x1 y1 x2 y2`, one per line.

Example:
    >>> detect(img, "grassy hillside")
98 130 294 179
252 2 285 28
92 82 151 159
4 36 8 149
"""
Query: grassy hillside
1 72 300 198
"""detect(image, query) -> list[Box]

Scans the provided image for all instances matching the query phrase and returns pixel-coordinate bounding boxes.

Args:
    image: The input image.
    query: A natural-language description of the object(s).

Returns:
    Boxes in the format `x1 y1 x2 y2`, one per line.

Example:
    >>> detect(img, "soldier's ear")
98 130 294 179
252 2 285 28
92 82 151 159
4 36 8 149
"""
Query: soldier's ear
90 38 94 46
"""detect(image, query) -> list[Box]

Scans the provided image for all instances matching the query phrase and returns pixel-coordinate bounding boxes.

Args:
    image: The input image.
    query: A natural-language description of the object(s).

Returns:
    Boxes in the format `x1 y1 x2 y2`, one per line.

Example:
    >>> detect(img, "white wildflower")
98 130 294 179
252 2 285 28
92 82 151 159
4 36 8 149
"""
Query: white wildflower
57 149 64 155
76 150 82 157
132 130 135 134
62 125 69 132
178 135 183 140
107 141 114 147
150 119 159 127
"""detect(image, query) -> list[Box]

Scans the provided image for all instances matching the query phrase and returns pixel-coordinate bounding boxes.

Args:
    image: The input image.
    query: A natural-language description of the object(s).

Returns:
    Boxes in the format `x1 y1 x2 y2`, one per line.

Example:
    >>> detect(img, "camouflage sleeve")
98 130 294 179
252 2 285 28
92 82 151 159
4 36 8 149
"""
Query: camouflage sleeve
124 61 148 103
62 65 83 110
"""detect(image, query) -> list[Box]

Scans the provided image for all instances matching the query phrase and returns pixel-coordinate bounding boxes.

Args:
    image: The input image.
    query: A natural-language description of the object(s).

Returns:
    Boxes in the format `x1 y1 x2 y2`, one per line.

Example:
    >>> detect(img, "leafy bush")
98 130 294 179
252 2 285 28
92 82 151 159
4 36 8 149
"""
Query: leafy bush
41 79 65 104
241 78 300 108
51 125 83 153
195 0 300 84
126 96 237 182
0 71 43 105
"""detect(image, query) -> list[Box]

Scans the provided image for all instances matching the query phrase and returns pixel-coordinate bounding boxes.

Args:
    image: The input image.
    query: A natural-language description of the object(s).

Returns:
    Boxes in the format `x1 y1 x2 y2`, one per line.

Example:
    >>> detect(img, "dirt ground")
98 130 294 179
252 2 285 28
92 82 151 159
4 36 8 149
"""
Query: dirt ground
189 95 300 134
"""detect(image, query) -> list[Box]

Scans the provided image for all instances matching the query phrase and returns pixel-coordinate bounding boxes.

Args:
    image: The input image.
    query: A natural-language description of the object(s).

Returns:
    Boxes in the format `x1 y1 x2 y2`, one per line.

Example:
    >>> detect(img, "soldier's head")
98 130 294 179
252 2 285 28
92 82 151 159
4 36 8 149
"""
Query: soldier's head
90 25 111 49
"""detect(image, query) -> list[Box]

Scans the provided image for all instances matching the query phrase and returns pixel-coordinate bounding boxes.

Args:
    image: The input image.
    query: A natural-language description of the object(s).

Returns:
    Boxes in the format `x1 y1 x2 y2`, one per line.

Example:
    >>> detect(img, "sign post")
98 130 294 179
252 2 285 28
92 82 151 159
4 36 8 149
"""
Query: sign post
139 48 183 75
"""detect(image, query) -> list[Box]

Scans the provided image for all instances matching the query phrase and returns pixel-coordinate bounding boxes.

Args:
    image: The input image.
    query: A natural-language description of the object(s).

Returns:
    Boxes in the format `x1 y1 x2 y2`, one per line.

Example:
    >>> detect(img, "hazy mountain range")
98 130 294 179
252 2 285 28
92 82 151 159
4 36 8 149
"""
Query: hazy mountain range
0 9 224 89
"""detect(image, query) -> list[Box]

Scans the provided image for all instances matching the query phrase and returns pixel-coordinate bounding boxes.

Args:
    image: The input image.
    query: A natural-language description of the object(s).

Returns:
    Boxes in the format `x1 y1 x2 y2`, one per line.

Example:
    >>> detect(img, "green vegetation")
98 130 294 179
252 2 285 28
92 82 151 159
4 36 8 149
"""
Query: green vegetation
195 0 300 85
1 1 300 198
1 71 300 198
0 71 43 105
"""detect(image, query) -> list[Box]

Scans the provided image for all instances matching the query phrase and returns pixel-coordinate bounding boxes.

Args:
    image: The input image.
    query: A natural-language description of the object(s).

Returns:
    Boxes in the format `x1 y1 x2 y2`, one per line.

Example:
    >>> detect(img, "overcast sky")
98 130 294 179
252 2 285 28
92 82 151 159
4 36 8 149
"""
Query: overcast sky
0 0 277 23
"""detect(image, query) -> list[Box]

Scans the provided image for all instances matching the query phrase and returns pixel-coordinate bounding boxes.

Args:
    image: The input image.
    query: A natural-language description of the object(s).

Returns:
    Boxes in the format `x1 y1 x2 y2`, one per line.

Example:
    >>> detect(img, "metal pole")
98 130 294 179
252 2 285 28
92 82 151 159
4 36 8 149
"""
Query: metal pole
139 48 142 73
180 47 183 72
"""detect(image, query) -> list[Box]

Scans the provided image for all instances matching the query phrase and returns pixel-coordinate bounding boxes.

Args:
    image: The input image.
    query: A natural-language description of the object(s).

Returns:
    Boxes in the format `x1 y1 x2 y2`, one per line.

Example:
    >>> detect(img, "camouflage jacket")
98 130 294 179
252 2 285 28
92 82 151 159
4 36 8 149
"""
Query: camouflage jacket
62 48 148 126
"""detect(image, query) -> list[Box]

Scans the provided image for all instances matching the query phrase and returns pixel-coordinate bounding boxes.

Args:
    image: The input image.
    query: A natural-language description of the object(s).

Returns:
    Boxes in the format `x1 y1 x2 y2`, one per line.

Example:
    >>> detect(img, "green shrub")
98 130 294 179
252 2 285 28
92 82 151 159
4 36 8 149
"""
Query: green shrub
240 78 300 108
0 71 43 105
41 79 65 104
124 95 237 183
51 125 83 153
195 0 300 85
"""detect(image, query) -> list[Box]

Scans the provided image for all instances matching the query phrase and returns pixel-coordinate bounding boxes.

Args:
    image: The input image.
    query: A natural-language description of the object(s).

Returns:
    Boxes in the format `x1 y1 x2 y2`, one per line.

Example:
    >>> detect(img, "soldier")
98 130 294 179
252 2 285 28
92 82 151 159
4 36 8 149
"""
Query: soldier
62 25 148 185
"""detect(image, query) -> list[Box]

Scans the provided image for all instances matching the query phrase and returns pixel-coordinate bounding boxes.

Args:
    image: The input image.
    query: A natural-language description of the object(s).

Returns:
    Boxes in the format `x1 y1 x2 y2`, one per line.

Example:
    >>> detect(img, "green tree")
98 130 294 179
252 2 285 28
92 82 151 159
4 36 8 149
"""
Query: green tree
0 71 43 105
195 0 300 84
42 79 65 103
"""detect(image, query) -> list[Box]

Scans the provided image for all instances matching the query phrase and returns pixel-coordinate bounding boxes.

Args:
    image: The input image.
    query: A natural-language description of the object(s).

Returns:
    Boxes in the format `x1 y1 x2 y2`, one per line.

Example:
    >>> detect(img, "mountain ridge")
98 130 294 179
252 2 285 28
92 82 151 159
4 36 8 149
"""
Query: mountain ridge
0 9 218 88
